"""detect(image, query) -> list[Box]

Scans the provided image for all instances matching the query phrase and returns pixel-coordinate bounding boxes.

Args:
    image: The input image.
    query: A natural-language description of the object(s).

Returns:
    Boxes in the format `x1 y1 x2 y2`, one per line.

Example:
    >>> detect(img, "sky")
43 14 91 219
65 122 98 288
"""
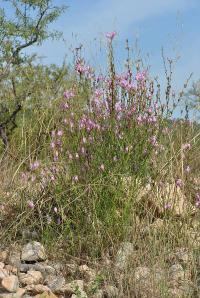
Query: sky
3 0 200 91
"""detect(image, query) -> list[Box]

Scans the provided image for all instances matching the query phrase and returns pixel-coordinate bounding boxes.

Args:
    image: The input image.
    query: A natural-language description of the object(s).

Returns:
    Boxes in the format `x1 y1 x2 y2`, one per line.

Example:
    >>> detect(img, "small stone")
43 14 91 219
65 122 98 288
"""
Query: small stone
32 264 56 277
0 251 8 263
1 275 19 293
19 270 43 285
5 265 18 275
0 268 9 280
103 285 118 297
7 252 21 268
169 264 185 286
21 242 46 263
19 264 30 273
0 262 5 269
115 242 134 270
134 266 151 281
174 248 190 265
25 284 50 294
79 265 96 281
34 291 58 298
13 288 26 298
44 275 65 293
59 280 86 297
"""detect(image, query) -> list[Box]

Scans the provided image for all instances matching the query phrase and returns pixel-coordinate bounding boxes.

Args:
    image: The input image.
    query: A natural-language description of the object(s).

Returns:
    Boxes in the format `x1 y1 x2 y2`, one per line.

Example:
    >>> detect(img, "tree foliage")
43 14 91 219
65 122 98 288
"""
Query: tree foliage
0 0 66 147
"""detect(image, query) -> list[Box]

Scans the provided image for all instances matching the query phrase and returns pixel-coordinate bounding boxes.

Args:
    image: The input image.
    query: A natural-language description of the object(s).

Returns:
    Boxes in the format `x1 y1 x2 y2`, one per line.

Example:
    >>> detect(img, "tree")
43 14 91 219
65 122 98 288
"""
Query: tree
0 0 66 147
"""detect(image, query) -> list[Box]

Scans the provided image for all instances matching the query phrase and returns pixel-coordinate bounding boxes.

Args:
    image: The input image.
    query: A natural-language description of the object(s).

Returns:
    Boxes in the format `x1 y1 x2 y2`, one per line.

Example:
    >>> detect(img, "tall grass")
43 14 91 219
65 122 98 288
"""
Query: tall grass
0 34 200 295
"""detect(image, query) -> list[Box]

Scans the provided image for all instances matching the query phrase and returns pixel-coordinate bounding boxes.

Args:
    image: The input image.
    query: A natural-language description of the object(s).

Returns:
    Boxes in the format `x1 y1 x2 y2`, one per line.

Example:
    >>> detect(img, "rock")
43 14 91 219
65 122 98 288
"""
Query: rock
0 263 5 269
115 242 134 270
103 285 118 297
174 248 190 266
25 284 50 294
168 264 185 287
21 242 46 263
34 291 58 298
59 280 87 297
152 266 166 282
0 268 9 280
7 252 21 269
13 288 26 298
19 265 30 273
134 267 151 281
0 251 8 263
1 275 19 293
44 275 65 293
5 266 18 275
47 263 63 273
79 265 96 281
19 270 43 285
32 264 56 277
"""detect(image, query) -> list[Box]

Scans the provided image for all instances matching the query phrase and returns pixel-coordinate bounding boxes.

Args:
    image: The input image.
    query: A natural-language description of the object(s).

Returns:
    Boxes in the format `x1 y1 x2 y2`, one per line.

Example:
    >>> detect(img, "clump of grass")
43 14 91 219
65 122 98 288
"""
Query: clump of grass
0 33 200 296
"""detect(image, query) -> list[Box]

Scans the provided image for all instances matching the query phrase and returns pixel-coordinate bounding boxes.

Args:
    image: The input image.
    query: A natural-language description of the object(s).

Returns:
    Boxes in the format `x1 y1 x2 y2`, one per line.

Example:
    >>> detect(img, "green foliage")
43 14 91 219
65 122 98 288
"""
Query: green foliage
0 0 66 147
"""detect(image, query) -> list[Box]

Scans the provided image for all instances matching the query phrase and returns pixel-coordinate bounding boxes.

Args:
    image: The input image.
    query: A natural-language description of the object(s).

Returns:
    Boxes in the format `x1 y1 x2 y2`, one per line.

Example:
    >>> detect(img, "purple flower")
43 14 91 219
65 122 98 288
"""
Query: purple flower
175 178 183 188
30 160 40 171
136 71 146 82
106 31 117 41
182 143 191 150
73 175 79 182
164 203 172 210
63 90 75 99
195 194 200 208
27 201 35 209
150 136 158 147
57 130 63 137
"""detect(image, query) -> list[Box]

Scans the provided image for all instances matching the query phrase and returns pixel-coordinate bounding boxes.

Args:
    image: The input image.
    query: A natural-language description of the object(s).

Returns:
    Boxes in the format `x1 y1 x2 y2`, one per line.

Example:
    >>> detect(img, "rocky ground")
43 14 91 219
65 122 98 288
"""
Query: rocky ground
0 239 199 298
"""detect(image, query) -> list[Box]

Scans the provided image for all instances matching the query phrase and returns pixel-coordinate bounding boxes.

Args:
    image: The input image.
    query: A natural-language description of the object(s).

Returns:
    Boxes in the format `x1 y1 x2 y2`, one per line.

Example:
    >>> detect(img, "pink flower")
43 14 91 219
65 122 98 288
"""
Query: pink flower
106 31 117 41
195 194 200 207
150 136 158 147
57 130 63 137
27 201 35 209
136 71 146 82
175 178 183 188
30 161 40 171
73 175 79 182
63 90 75 99
164 203 172 210
182 143 191 150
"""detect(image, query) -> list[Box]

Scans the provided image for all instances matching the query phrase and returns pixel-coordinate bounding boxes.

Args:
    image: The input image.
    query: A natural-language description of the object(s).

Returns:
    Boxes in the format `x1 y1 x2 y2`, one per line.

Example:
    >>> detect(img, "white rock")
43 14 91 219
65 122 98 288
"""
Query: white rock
1 275 19 293
115 242 134 270
19 270 43 285
21 242 46 262
25 284 50 294
134 266 151 281
0 268 9 280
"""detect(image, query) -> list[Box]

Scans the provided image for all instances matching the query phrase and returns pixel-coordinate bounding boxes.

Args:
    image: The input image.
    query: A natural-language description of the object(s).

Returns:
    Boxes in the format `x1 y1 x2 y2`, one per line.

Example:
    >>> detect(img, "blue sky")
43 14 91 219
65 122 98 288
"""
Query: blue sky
4 0 200 90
